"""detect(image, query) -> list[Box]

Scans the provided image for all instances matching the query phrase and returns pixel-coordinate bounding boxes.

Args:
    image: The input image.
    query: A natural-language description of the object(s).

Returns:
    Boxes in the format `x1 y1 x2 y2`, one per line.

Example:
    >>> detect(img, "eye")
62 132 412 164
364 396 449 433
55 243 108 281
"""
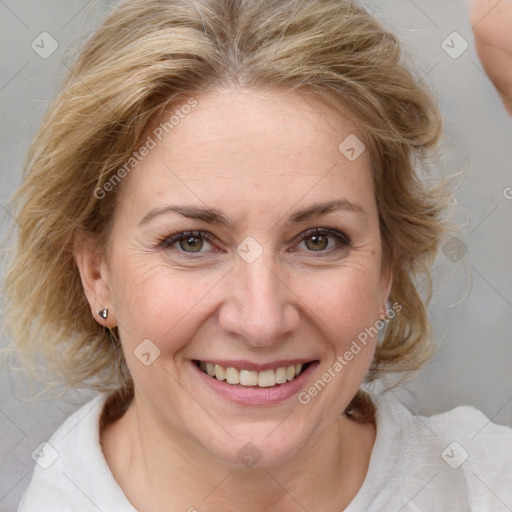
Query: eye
158 230 216 254
295 228 351 255
157 227 351 258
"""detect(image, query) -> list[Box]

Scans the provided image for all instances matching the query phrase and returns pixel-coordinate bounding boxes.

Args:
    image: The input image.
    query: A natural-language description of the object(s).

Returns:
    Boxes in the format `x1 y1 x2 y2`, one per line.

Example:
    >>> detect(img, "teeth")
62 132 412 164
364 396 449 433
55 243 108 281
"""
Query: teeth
199 362 305 387
275 367 287 384
215 365 226 381
225 367 240 385
206 362 216 377
240 369 258 386
258 369 275 387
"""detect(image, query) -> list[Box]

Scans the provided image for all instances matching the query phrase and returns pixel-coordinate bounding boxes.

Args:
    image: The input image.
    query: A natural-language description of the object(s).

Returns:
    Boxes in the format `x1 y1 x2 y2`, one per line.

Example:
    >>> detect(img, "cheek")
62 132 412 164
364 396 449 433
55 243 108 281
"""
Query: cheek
295 264 384 342
111 263 222 396
110 257 217 355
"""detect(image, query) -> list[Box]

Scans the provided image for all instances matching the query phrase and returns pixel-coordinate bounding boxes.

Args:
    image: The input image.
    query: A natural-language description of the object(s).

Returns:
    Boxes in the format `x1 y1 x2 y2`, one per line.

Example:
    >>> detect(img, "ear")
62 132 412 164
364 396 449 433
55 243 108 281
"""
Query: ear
74 229 117 328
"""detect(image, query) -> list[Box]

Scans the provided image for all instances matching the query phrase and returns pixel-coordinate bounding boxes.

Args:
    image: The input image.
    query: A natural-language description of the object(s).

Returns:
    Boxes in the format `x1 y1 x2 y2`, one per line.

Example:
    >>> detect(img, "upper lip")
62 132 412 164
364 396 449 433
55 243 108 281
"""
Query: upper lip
194 359 316 371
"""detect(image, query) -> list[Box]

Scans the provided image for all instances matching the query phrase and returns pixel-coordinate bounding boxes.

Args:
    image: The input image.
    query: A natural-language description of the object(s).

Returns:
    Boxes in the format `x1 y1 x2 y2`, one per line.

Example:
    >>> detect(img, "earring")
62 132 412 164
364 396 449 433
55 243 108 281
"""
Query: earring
99 308 109 320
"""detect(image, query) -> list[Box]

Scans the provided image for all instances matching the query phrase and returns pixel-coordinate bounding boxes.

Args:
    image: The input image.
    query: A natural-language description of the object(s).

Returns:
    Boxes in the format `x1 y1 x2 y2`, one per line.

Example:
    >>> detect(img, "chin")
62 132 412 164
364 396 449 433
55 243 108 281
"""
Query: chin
187 416 317 470
209 435 305 469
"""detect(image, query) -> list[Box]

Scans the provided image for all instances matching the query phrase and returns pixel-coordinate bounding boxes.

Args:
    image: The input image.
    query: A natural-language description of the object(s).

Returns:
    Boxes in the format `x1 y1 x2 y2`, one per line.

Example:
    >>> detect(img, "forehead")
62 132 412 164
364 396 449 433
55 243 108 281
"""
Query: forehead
116 87 375 222
164 88 367 174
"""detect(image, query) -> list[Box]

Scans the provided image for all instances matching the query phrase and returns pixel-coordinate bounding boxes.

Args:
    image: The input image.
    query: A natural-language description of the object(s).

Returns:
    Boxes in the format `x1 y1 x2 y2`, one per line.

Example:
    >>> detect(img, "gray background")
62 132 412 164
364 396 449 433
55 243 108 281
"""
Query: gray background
1 0 511 509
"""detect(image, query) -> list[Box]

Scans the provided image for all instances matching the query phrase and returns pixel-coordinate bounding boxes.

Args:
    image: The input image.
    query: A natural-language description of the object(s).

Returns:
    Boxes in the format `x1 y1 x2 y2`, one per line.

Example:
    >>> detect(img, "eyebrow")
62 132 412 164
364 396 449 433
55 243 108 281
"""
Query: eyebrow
139 199 368 228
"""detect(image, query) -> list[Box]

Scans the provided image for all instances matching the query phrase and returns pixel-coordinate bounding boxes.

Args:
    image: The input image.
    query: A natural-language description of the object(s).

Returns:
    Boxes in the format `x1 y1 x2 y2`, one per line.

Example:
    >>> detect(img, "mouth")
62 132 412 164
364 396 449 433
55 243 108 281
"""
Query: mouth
194 360 312 389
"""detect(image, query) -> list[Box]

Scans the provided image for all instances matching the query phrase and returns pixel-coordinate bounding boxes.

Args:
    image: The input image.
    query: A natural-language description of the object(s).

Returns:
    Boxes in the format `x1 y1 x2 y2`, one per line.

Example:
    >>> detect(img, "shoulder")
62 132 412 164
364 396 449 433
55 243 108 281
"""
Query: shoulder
18 393 136 512
371 391 512 447
416 401 512 509
356 393 512 511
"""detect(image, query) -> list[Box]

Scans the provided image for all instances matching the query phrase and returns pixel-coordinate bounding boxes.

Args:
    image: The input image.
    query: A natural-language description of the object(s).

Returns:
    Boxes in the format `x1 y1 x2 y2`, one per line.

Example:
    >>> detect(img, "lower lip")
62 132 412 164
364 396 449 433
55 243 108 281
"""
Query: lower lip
192 361 319 406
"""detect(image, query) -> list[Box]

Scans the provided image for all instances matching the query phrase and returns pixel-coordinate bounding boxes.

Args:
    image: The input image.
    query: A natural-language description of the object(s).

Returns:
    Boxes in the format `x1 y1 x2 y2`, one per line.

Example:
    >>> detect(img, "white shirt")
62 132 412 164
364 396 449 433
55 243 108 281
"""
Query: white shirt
18 391 512 511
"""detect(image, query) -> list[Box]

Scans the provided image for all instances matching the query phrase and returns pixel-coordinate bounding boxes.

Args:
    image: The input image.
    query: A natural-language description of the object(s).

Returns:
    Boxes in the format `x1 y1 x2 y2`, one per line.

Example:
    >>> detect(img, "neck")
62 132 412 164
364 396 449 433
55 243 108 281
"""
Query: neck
101 392 375 512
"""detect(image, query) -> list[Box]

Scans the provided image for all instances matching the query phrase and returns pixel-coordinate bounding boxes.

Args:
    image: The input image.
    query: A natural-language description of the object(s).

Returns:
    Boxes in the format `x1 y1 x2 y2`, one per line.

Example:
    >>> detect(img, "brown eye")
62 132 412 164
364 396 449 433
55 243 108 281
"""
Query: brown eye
179 236 204 253
305 234 329 251
159 230 215 255
296 228 351 255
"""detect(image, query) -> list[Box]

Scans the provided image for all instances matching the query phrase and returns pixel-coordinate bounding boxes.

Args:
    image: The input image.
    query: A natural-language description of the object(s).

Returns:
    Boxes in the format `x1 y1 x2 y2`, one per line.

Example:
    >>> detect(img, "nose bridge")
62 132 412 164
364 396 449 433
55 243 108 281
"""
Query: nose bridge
220 248 297 345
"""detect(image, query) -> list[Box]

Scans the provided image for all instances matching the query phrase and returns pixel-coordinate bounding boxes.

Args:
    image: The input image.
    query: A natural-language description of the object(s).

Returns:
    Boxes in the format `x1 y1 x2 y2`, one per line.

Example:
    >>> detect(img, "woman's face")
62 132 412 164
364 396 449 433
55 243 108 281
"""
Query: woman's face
95 88 391 466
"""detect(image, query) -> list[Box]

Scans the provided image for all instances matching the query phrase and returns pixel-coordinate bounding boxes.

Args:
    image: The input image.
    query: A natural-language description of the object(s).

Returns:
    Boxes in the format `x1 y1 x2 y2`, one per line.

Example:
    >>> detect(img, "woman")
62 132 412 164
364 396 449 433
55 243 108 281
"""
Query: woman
3 0 511 510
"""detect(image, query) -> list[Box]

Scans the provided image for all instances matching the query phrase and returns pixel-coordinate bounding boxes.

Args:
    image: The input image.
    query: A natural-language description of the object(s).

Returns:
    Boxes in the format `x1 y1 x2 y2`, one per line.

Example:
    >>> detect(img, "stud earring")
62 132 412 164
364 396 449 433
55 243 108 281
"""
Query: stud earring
99 308 109 320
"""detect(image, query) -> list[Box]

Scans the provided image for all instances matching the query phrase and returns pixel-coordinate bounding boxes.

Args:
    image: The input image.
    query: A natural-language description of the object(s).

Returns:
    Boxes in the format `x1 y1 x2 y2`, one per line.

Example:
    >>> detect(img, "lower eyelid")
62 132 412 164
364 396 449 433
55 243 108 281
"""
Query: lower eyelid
294 239 350 256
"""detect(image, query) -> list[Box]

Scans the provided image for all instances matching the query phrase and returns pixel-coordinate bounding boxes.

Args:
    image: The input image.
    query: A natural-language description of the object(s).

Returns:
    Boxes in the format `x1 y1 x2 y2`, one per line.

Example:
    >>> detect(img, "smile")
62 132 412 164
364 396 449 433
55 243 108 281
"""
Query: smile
196 361 310 388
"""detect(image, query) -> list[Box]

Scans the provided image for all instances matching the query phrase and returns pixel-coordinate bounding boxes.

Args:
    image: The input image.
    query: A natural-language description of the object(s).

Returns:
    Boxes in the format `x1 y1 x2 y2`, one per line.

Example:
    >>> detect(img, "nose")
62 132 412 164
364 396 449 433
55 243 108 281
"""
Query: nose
218 250 300 348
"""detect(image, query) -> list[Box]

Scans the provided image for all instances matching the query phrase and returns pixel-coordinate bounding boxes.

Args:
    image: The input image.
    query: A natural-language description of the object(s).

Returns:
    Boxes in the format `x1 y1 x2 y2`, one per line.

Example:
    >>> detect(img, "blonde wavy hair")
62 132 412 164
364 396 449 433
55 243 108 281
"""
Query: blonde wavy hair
2 0 448 401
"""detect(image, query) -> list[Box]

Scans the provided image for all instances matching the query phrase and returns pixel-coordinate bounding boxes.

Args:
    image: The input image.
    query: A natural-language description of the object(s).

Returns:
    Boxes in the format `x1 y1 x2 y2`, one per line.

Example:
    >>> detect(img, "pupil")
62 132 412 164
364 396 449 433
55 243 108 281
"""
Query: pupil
181 237 203 252
307 235 327 251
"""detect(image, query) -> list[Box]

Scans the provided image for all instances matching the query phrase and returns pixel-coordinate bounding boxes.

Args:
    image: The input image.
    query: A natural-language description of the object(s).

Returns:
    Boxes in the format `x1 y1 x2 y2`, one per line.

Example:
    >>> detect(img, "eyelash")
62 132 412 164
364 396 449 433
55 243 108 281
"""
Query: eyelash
157 228 351 258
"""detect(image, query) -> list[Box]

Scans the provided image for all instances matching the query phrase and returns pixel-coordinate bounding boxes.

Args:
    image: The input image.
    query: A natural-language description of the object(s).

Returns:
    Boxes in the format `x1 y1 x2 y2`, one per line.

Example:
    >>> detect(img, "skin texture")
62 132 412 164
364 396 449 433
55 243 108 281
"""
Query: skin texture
75 87 392 512
470 0 512 114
